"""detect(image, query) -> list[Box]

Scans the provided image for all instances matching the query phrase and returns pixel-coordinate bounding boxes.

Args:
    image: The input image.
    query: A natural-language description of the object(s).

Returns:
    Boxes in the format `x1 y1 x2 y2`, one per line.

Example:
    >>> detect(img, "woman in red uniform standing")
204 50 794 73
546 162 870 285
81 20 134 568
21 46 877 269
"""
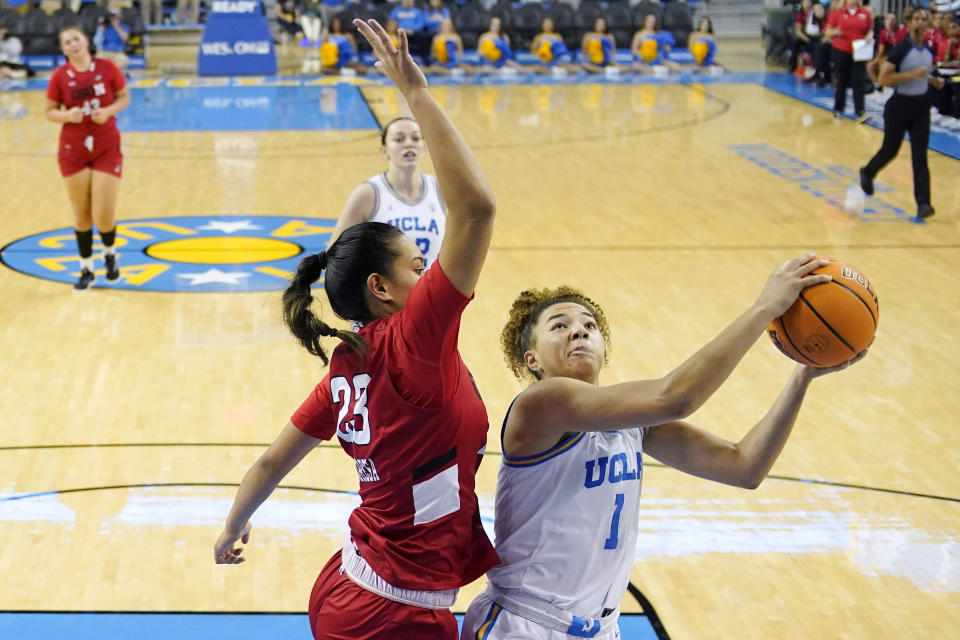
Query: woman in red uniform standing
44 25 129 290
214 20 498 640
825 0 873 122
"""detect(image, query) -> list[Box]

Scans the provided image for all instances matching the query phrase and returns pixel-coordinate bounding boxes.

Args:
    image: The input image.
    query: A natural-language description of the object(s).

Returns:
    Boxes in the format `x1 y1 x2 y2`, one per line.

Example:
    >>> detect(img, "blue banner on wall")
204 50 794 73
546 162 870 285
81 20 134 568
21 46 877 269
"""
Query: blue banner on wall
197 0 277 76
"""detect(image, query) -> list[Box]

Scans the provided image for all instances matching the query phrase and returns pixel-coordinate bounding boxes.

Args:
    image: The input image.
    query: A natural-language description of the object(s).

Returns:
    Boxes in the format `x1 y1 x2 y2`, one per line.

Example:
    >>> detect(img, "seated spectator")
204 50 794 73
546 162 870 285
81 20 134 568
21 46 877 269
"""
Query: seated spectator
390 0 429 57
794 0 829 80
530 17 577 73
425 17 472 75
868 12 898 85
925 10 946 51
301 0 322 47
935 17 959 68
933 17 959 121
631 13 682 74
276 0 304 45
0 26 30 79
580 17 623 74
689 16 724 72
477 16 524 73
94 9 130 73
320 15 365 75
320 0 344 38
424 0 450 37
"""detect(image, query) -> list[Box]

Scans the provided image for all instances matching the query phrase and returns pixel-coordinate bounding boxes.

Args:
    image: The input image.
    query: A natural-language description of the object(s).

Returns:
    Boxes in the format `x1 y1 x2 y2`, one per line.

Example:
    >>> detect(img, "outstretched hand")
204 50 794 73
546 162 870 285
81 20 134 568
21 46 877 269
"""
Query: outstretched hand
353 19 427 94
214 521 252 564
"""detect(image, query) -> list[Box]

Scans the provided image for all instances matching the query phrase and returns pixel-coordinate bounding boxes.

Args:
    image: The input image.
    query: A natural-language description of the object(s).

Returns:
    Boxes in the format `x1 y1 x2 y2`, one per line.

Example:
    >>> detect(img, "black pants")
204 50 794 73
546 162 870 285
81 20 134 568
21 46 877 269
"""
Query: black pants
832 47 866 115
811 37 832 82
864 92 931 206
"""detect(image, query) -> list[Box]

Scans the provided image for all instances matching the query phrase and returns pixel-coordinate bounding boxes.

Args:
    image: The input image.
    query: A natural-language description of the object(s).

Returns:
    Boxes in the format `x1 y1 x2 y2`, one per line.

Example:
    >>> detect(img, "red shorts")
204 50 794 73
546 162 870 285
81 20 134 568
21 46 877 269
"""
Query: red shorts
58 132 123 178
309 551 458 640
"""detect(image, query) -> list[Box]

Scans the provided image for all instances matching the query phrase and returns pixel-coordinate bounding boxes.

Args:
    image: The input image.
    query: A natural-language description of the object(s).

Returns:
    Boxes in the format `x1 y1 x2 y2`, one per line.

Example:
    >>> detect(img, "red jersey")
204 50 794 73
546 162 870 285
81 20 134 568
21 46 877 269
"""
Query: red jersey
292 262 499 591
935 37 959 64
924 29 946 51
827 7 872 53
895 24 908 44
878 28 898 49
46 58 125 141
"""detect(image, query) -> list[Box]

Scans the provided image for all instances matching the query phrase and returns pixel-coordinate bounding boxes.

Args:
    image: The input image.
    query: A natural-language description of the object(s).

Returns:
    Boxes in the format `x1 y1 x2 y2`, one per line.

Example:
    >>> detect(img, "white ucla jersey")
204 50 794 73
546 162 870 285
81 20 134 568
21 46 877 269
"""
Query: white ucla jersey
487 403 647 622
366 172 446 269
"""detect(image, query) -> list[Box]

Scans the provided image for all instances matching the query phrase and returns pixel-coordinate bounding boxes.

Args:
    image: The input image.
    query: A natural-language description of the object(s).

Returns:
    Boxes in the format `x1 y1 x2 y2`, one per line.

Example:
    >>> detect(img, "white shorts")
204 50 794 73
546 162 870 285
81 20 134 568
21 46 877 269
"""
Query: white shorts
462 593 622 640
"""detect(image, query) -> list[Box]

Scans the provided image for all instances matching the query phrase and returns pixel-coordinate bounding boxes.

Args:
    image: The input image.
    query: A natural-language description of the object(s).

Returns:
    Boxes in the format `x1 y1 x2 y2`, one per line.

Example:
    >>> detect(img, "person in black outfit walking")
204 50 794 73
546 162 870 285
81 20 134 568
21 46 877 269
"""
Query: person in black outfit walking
859 9 945 220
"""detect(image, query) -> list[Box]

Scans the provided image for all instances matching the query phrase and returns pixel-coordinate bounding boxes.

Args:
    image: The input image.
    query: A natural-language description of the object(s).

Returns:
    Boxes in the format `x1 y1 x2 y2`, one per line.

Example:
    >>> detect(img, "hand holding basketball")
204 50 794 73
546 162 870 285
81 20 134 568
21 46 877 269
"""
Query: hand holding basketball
768 258 878 368
755 254 833 319
214 521 252 564
354 19 427 95
799 343 871 379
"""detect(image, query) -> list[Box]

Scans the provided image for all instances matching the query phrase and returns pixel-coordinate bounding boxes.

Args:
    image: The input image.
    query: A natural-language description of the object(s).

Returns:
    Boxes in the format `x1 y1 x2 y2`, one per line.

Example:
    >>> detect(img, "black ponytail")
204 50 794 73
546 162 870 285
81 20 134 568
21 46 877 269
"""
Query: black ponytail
283 252 341 364
282 221 403 363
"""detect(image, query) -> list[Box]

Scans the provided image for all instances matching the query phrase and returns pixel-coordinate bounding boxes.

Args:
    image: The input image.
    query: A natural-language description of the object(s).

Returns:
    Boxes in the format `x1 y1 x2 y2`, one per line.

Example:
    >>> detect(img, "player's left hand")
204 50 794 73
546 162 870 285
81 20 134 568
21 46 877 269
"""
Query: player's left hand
90 109 109 124
214 521 252 564
799 343 871 379
931 76 945 90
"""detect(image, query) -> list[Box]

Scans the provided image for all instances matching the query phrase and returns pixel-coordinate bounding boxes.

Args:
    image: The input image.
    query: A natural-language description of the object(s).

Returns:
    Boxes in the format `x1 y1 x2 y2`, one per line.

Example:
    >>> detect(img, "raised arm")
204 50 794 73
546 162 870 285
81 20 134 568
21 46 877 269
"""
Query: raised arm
213 422 321 563
355 19 496 296
327 182 376 247
506 256 832 450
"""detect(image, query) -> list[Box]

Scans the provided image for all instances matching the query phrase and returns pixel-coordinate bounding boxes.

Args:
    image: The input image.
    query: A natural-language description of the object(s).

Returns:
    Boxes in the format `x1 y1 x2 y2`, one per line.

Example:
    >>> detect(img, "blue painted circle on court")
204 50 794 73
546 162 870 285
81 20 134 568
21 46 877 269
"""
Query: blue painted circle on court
0 216 336 292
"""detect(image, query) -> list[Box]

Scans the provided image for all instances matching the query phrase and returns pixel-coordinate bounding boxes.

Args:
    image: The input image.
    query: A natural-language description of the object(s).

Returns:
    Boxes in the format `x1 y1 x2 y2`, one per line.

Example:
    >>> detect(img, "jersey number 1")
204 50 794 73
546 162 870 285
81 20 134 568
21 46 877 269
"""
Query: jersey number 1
331 373 372 445
604 493 625 550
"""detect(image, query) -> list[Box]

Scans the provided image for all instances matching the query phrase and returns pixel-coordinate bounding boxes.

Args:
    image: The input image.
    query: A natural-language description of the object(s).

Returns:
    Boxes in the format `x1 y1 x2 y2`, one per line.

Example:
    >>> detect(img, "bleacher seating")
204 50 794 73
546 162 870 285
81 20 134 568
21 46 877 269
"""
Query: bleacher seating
662 1 693 47
511 3 541 51
605 2 632 48
5 0 703 72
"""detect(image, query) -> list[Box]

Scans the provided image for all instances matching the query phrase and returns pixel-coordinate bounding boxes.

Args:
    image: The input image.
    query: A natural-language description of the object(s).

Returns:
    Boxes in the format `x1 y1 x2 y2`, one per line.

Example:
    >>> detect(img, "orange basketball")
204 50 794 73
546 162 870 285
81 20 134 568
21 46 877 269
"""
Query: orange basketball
767 258 878 368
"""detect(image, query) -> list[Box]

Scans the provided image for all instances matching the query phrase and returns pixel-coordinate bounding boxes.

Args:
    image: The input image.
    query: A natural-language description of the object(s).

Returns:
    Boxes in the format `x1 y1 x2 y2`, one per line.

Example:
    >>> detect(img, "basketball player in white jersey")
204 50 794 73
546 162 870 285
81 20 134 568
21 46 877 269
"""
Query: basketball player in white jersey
328 117 446 269
463 255 868 639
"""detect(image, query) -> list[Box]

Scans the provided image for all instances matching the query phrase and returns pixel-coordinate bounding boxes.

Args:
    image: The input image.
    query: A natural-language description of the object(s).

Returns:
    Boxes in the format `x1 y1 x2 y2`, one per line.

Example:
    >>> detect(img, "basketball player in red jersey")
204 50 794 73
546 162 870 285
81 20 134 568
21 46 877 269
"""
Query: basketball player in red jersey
214 20 498 640
44 25 129 290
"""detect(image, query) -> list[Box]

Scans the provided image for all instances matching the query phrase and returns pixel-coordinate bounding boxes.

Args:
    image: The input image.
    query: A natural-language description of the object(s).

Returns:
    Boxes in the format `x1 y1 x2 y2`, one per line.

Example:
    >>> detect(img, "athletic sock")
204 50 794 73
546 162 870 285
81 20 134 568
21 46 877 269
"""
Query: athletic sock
75 229 93 258
76 229 94 271
100 228 117 255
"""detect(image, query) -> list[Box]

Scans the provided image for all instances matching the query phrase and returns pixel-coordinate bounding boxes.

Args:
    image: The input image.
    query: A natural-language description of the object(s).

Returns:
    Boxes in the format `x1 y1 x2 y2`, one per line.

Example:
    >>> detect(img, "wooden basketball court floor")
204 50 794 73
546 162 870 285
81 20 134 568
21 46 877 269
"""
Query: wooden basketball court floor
1 74 958 639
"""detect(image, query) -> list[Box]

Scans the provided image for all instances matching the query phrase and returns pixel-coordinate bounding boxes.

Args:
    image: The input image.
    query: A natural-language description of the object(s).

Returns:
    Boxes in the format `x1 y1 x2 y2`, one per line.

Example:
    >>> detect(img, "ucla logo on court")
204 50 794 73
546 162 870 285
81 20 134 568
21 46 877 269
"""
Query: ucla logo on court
0 216 335 292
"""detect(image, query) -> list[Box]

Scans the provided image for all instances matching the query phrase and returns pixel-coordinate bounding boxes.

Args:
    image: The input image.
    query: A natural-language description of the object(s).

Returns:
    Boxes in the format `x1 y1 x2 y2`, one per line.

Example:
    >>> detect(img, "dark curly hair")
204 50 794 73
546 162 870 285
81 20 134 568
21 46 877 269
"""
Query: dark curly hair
501 286 611 382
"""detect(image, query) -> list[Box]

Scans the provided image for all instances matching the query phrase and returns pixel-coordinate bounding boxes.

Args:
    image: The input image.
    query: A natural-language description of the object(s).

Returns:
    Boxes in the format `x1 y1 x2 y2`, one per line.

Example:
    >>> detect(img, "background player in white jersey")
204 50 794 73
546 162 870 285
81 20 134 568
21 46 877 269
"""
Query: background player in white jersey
328 117 446 269
463 256 868 639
